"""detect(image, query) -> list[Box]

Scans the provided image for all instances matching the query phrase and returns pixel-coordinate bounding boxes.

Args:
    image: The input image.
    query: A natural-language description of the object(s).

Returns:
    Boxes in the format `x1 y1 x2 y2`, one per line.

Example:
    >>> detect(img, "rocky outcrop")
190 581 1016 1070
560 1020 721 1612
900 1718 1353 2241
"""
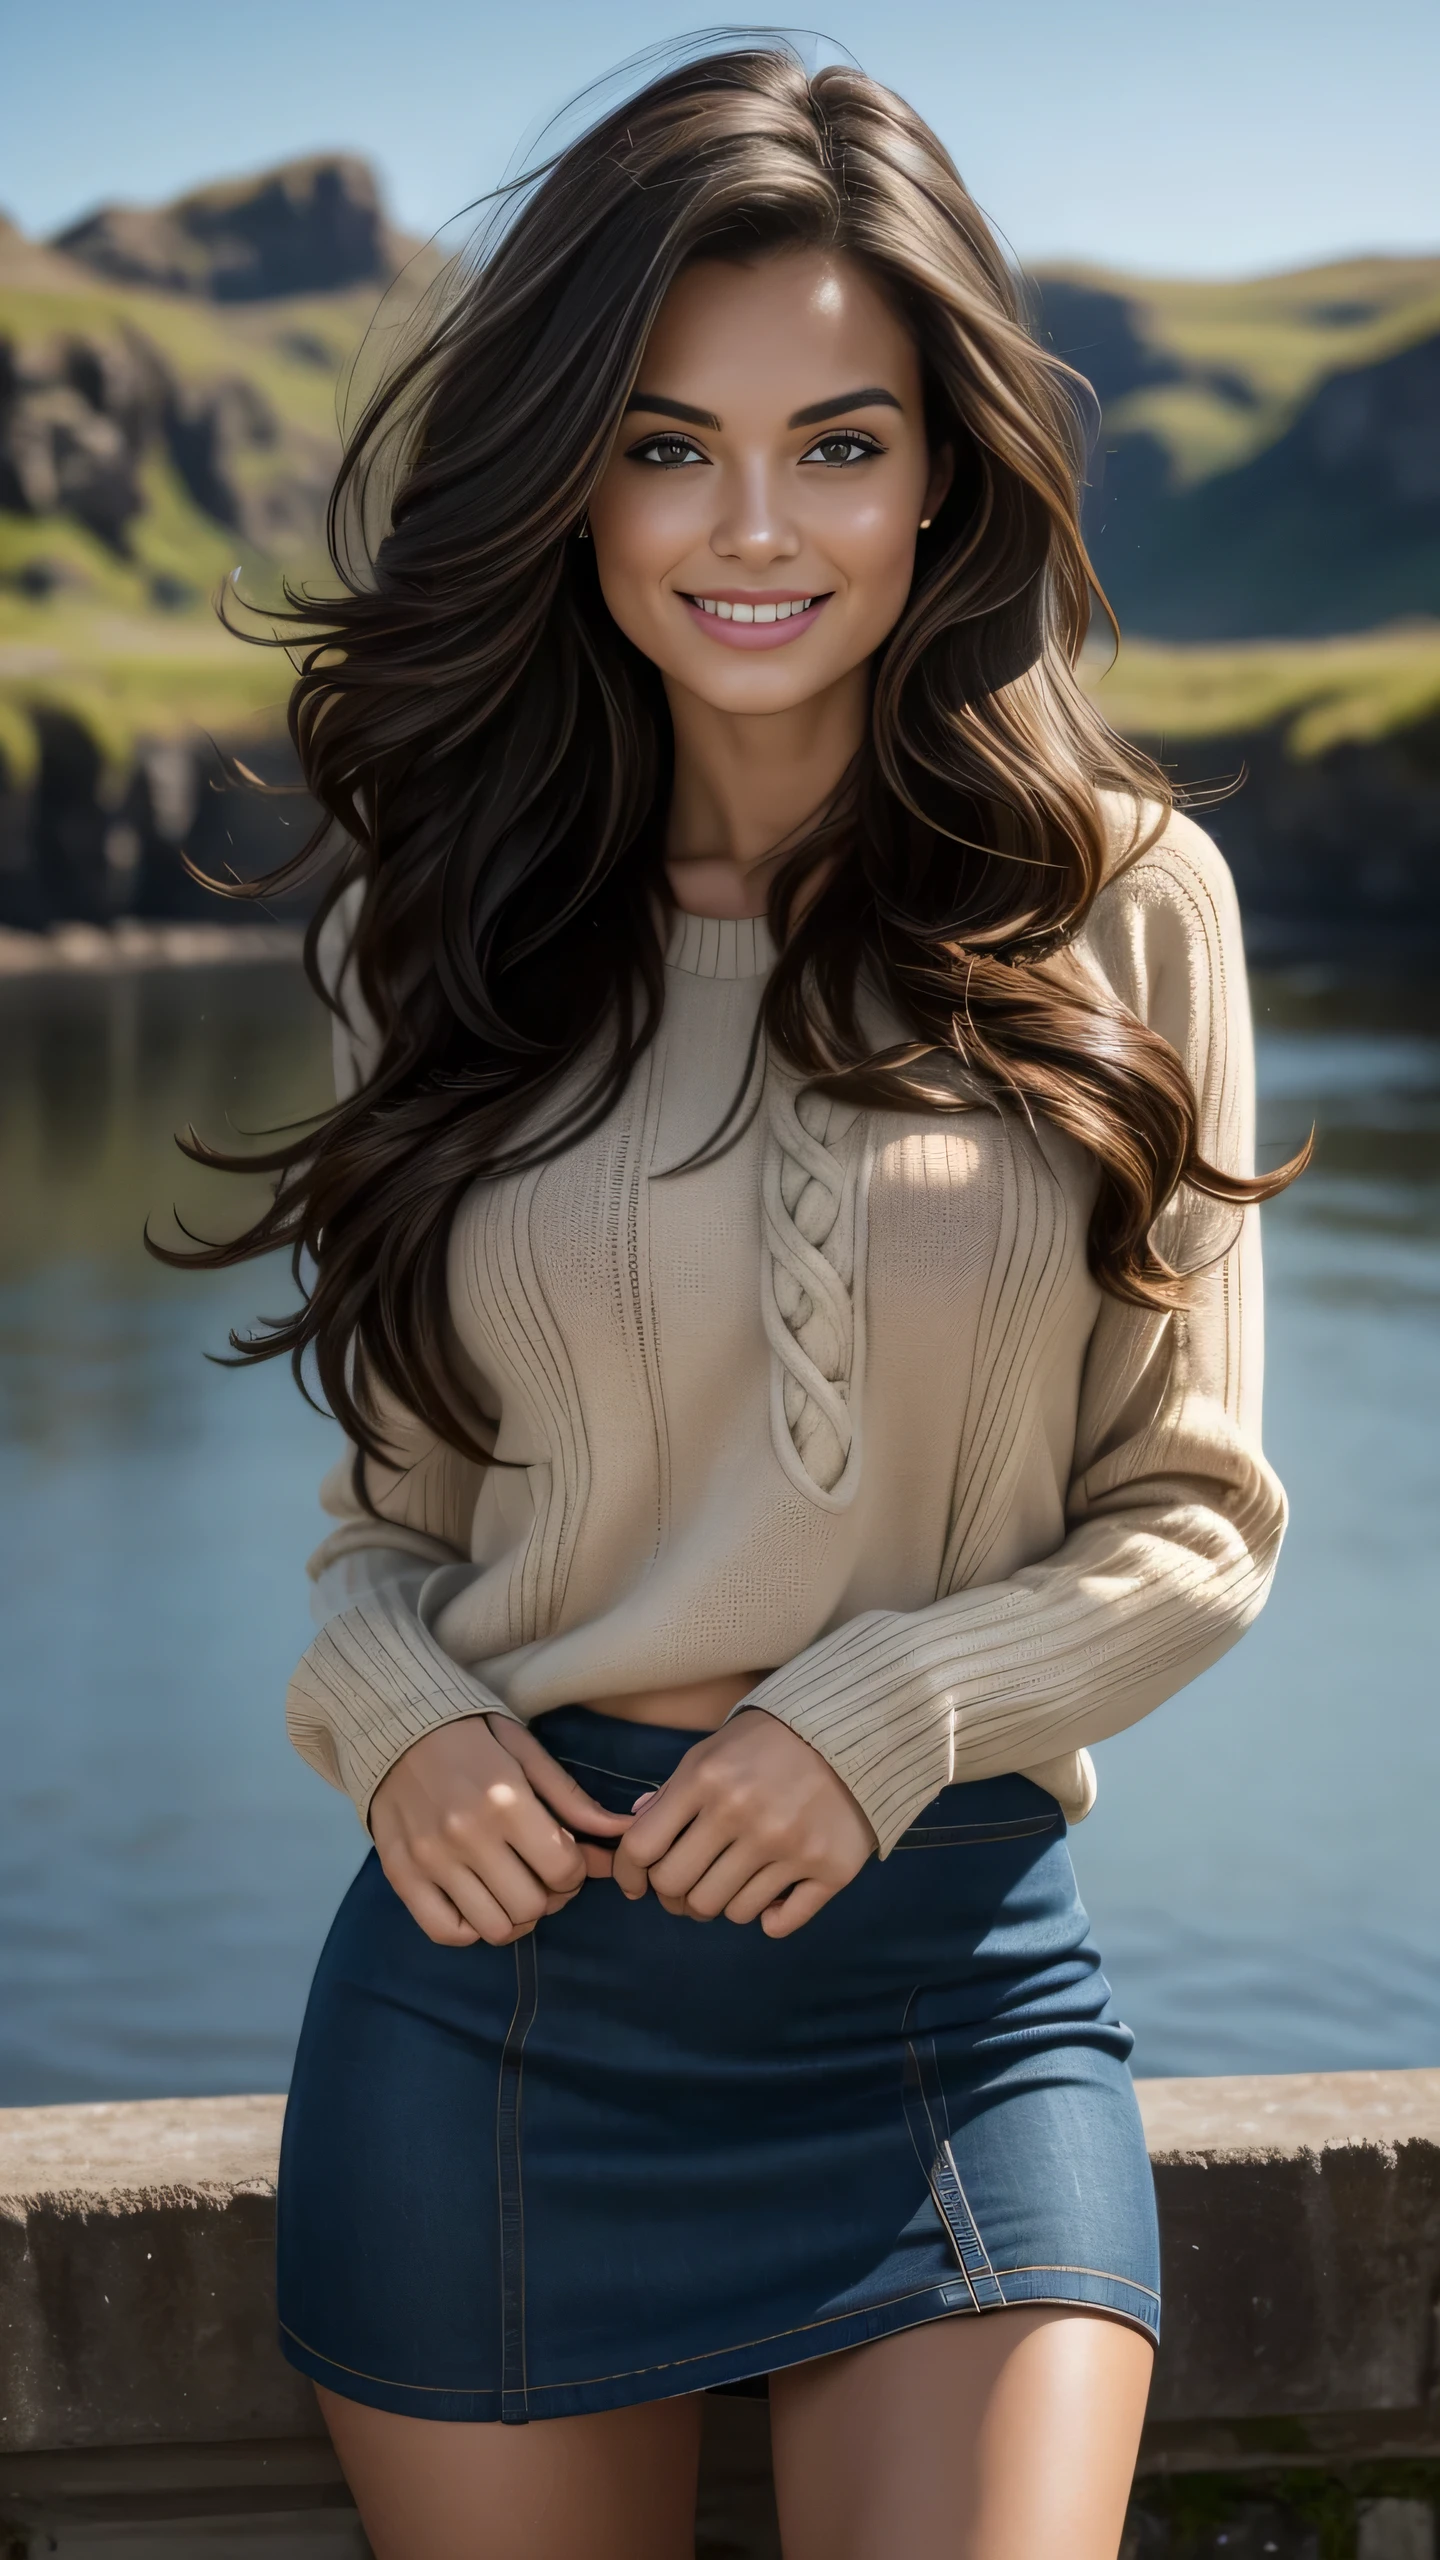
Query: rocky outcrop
52 154 407 302
2 699 1434 953
1154 714 1440 959
0 721 312 930
1092 330 1440 639
0 327 165 549
0 320 330 566
1034 268 1440 640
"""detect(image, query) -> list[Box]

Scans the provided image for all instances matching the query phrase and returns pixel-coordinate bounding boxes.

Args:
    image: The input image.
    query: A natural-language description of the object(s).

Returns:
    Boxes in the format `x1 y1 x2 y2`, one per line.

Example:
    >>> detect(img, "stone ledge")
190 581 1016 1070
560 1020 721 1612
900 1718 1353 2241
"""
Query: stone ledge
1137 2068 1440 2160
1135 2072 1440 2448
2 2074 1438 2553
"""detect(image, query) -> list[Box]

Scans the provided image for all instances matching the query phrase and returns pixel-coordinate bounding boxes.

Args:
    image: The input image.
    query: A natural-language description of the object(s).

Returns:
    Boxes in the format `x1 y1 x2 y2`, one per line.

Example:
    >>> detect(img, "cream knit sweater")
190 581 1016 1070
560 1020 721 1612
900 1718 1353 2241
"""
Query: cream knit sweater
288 805 1284 1857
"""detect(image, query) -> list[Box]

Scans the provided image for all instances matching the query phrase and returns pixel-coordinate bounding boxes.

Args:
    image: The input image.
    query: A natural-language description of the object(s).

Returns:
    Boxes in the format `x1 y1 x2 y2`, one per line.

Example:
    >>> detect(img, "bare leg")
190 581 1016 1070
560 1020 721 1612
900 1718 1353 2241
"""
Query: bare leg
316 2383 703 2560
769 2307 1154 2560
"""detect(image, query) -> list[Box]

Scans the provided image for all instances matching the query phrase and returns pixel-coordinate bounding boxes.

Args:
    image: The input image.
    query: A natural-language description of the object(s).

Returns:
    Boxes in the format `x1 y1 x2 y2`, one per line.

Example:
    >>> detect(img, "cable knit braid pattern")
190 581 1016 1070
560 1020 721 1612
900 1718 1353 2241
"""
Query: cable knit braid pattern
760 1073 873 1505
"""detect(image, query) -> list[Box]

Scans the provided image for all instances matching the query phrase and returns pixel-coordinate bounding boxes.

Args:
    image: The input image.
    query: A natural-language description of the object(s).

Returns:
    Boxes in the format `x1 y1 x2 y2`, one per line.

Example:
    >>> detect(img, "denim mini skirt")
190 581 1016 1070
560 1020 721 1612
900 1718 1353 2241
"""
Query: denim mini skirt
277 1706 1159 2424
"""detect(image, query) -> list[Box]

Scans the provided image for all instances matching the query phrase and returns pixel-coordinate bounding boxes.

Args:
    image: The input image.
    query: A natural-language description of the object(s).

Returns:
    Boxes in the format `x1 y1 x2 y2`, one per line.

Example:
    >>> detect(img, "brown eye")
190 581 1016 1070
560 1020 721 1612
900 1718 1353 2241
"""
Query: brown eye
630 433 707 468
801 432 881 468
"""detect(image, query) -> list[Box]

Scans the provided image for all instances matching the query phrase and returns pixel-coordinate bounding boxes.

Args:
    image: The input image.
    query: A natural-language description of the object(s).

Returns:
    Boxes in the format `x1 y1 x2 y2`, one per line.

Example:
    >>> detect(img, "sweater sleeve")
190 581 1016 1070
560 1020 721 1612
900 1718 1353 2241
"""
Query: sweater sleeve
284 1398 522 1825
284 885 518 1826
735 810 1286 1858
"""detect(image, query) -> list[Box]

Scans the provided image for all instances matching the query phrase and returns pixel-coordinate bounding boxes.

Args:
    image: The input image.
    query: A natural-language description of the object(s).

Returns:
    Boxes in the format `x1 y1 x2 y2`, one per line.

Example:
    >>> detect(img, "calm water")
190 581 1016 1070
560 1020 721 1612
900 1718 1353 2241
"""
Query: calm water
1 960 1436 2101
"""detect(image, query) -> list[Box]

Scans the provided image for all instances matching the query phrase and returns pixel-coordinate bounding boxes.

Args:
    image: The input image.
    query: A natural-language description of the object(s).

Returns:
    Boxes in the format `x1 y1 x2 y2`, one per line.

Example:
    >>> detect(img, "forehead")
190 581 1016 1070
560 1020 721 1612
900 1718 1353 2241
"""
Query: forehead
638 248 921 412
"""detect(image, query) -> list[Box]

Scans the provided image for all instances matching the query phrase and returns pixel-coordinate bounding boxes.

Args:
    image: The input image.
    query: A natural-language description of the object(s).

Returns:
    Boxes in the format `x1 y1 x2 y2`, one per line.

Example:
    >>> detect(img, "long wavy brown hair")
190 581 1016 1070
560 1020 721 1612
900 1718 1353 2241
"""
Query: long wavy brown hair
161 42 1301 1468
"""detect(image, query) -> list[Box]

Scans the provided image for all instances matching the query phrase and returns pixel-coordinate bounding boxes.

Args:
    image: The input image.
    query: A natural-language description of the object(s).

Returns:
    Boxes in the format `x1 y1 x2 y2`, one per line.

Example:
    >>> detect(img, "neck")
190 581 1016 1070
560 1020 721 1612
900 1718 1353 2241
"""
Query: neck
662 664 868 920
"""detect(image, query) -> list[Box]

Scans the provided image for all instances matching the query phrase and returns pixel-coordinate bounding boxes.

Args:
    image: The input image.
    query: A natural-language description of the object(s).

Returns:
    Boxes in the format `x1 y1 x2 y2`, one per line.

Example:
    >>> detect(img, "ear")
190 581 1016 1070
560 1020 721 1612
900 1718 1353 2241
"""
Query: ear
922 440 955 528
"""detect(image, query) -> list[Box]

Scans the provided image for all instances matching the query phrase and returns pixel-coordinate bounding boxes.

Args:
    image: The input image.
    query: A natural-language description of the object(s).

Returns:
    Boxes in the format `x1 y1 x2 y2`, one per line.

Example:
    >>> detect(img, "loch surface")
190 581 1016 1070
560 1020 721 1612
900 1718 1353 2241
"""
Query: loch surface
0 959 1436 2099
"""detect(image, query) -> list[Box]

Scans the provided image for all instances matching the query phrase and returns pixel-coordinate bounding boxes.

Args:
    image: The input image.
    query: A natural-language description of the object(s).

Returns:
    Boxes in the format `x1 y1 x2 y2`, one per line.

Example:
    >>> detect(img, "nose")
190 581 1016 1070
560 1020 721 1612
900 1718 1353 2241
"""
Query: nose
709 454 801 569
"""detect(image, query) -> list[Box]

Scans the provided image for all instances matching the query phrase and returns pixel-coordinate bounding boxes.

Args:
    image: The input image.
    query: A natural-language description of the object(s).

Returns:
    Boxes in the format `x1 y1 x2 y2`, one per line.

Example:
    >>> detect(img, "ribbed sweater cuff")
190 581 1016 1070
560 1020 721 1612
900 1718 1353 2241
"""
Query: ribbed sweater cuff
739 1661 1098 1858
286 1570 519 1827
736 1512 1280 1857
737 1637 953 1859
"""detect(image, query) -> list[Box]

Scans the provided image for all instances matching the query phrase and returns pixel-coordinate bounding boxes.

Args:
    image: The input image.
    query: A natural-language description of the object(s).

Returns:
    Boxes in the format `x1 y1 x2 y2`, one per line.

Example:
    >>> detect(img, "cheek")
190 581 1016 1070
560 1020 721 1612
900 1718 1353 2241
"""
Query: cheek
591 474 698 587
829 491 922 626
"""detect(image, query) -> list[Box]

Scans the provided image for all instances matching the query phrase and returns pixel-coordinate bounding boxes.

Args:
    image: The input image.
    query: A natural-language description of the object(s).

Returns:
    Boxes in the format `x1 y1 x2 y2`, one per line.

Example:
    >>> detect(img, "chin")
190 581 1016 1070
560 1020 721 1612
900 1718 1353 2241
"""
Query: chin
680 659 838 713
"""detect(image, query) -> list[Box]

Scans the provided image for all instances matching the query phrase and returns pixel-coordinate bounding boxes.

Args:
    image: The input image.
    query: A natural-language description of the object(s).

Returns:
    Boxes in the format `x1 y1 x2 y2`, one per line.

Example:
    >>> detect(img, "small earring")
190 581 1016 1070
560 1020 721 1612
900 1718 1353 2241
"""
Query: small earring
919 517 933 530
575 514 591 541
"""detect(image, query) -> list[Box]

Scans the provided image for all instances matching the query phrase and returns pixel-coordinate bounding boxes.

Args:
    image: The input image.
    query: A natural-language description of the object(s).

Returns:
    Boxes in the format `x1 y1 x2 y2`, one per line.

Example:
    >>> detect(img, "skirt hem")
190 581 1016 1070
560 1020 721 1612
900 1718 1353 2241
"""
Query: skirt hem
280 2266 1158 2426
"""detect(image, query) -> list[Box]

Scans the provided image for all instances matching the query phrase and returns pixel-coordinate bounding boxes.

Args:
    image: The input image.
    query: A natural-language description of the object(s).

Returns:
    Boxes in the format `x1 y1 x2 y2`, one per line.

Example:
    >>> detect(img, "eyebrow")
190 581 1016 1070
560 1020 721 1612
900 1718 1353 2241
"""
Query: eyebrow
788 387 903 427
623 385 903 432
623 393 721 428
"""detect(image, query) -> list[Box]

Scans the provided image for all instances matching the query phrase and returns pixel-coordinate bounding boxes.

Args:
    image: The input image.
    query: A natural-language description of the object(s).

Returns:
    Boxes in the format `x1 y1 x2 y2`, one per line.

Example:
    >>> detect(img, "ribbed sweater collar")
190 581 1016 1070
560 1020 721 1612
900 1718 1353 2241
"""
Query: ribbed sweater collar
664 910 776 981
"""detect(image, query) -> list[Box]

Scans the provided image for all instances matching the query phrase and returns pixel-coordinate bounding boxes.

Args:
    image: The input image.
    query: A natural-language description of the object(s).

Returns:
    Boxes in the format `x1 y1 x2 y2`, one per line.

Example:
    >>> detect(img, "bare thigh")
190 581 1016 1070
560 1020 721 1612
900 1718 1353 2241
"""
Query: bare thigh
769 2306 1154 2560
316 2383 703 2560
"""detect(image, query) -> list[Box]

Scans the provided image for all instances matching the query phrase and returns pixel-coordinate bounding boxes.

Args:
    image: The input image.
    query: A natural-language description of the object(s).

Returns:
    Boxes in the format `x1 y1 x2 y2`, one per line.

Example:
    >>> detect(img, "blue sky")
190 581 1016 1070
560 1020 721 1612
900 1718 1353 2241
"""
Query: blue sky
2 0 1436 279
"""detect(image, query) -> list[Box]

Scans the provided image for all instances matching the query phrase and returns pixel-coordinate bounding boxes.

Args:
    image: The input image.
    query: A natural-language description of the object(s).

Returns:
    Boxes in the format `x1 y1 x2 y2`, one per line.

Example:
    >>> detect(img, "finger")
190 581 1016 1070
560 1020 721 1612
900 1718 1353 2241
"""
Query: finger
540 1872 589 1913
454 1841 555 1934
760 1876 838 1939
490 1723 633 1837
389 1859 513 1948
680 1841 785 1921
718 1861 798 1926
645 1819 737 1907
430 1789 583 1902
503 1799 593 1898
403 1878 482 1946
439 1855 543 1944
611 1836 652 1901
621 1770 709 1871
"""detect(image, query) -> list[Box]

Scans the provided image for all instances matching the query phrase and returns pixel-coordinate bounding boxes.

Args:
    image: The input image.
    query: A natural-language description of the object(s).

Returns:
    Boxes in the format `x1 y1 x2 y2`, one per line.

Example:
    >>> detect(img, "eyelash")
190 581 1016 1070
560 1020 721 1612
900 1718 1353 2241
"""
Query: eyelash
626 430 885 470
802 432 883 467
629 433 707 469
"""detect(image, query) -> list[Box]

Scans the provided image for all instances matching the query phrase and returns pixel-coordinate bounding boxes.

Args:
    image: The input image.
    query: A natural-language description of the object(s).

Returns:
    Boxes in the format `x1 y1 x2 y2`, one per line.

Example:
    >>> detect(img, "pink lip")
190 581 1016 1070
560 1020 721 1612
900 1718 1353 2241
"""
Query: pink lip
680 593 831 650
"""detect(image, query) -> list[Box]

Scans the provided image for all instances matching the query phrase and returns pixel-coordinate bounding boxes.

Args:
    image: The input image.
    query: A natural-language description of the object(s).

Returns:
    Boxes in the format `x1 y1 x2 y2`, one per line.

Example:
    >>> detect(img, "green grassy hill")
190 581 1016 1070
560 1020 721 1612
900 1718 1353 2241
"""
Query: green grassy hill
2 159 1439 843
0 171 434 787
1033 256 1440 639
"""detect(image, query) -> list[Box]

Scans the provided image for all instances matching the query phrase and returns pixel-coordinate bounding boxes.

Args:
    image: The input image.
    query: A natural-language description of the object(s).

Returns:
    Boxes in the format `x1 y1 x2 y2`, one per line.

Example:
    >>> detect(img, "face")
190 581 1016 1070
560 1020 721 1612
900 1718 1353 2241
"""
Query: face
586 248 951 717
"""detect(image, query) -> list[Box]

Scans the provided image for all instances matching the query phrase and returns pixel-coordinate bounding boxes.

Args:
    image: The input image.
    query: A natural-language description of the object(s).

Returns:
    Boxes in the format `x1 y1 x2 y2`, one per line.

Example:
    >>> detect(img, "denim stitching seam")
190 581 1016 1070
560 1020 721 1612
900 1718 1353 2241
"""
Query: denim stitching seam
895 1812 1060 1849
496 1935 539 2423
934 2144 1007 2311
901 2031 1010 2311
278 2261 1159 2407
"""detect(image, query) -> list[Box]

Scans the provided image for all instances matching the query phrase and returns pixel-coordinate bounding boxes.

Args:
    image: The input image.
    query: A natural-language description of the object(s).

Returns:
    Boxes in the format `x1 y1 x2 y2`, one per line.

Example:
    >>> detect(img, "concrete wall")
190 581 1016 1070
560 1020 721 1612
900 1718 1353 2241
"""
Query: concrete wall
2 2073 1439 2556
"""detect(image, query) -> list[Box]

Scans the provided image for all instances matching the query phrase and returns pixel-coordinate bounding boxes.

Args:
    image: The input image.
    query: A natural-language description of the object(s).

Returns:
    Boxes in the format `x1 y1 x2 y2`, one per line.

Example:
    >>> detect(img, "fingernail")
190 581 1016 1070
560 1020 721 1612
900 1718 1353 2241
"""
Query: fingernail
632 1790 656 1811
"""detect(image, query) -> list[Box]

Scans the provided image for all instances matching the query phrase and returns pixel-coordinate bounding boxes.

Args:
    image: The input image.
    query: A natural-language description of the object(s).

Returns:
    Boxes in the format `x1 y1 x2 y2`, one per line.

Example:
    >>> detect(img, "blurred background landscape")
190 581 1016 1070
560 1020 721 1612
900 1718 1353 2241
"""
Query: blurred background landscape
1 0 1437 2104
3 157 1438 949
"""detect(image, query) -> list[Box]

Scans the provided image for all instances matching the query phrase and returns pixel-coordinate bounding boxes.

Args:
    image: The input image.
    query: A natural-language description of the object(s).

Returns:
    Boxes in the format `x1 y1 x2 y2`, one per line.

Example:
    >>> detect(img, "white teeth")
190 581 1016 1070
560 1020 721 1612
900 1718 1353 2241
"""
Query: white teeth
692 596 815 621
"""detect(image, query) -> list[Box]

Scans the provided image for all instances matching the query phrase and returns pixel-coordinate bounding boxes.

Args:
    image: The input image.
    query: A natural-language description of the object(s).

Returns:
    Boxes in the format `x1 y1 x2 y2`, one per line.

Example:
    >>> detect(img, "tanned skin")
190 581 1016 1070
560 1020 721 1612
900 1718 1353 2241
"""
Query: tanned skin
332 248 1154 2560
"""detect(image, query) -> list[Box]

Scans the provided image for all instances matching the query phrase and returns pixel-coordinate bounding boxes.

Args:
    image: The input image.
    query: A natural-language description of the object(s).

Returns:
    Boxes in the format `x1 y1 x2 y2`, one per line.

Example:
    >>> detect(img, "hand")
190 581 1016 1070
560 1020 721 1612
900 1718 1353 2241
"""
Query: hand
369 1714 632 1949
611 1709 878 1937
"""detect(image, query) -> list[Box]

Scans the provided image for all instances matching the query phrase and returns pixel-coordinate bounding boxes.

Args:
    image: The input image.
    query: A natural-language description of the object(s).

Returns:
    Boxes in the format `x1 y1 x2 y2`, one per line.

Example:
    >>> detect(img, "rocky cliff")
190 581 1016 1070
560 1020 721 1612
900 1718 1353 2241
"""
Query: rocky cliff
52 153 412 303
0 157 429 583
0 292 325 566
1 164 1438 937
1035 259 1440 639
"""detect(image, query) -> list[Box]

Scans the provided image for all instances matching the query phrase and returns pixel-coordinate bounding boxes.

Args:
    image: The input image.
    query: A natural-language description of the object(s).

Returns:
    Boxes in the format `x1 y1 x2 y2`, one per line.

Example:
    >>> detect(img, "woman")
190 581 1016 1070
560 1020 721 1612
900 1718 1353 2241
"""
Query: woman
183 43 1297 2560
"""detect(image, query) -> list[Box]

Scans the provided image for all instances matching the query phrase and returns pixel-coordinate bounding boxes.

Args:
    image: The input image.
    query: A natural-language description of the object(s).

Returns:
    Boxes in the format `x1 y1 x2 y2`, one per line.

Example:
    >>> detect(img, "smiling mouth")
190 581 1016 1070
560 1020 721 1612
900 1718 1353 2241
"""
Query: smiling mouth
679 590 832 648
685 593 824 623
